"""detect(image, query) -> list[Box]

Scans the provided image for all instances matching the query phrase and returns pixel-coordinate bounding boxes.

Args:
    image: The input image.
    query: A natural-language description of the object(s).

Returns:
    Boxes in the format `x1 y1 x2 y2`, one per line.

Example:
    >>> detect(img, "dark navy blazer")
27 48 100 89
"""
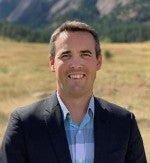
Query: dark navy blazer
0 92 147 163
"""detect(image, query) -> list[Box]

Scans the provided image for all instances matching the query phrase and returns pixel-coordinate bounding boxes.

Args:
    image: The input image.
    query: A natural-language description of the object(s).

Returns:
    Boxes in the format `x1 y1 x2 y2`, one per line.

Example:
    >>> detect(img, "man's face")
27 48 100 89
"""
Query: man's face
49 31 102 98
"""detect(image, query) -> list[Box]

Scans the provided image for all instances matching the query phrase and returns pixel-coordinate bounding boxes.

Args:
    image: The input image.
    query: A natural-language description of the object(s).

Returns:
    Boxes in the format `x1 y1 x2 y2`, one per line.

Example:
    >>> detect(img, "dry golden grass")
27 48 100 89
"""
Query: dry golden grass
0 39 150 160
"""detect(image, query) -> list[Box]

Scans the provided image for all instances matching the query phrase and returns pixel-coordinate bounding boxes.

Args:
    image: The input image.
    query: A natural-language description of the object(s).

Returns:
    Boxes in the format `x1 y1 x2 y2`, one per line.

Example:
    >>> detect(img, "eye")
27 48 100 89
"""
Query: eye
80 50 92 58
60 53 71 60
81 52 92 58
84 53 91 56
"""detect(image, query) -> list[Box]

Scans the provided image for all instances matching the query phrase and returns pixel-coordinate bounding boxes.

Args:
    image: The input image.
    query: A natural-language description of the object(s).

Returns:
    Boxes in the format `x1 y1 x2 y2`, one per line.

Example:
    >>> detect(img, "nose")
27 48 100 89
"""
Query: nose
70 56 83 69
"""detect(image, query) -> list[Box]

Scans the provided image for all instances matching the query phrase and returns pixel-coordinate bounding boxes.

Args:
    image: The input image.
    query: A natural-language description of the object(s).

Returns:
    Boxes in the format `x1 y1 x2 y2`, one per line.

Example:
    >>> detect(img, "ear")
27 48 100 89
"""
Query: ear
49 56 55 72
96 54 102 71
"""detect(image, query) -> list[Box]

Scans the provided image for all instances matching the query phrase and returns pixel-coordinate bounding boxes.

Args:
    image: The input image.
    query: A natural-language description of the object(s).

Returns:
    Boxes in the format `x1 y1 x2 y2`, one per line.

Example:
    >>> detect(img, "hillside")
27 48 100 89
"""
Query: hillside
0 0 129 24
0 0 150 42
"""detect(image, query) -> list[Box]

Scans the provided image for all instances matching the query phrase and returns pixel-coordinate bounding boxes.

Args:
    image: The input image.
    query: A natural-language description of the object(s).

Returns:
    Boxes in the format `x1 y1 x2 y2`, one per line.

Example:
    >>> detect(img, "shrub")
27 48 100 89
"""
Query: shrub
104 50 113 60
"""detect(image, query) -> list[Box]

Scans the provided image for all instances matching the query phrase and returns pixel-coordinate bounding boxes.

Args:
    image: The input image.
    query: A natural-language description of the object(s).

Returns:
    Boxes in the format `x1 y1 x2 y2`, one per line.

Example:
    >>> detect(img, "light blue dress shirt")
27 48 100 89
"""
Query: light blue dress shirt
57 92 95 163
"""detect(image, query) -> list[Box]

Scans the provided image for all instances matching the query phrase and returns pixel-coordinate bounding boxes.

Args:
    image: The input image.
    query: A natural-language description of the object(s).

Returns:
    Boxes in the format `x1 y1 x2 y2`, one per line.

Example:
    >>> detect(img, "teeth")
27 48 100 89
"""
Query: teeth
69 74 84 79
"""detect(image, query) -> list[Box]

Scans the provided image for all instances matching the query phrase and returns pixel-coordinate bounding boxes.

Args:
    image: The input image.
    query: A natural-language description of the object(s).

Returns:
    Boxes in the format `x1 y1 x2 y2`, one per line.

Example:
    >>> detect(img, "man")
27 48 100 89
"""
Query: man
0 21 147 163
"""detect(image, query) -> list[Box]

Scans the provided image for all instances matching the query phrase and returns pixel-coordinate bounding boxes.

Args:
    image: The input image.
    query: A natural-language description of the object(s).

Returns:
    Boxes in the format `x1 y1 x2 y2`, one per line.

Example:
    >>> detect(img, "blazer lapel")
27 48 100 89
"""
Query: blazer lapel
43 94 111 163
94 97 111 163
44 93 72 163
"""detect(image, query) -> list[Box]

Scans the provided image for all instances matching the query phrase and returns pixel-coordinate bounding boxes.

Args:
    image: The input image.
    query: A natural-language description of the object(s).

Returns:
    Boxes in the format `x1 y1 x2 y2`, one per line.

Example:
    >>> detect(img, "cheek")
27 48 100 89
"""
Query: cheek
54 59 63 69
87 63 99 78
54 62 66 74
87 61 98 71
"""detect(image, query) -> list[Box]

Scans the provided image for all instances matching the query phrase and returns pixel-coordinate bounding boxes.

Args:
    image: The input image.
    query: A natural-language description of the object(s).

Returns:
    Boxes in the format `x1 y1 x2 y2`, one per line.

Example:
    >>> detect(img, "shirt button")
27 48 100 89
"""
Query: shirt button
78 130 81 134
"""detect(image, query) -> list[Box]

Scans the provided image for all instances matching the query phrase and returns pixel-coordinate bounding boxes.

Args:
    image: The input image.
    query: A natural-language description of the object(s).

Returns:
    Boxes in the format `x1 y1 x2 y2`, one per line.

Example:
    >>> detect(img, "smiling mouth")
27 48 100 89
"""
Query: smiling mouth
68 74 86 79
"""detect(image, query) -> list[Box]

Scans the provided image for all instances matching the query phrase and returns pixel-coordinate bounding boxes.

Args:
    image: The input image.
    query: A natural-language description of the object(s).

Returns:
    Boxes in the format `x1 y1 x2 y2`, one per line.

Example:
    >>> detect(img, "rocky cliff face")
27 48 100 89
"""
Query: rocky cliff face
0 0 149 27
96 0 132 16
0 0 133 21
7 0 33 21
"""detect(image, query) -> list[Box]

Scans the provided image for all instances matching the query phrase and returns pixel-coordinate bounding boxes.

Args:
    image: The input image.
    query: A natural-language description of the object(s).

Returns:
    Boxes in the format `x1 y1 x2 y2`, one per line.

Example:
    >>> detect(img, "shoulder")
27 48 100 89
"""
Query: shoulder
94 96 139 137
94 97 147 162
11 92 58 121
95 97 131 113
94 96 135 121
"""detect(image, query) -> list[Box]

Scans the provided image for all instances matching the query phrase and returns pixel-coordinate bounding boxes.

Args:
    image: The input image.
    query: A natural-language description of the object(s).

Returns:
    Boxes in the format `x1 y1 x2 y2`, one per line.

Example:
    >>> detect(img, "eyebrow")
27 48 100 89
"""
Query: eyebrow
61 50 71 55
58 49 92 56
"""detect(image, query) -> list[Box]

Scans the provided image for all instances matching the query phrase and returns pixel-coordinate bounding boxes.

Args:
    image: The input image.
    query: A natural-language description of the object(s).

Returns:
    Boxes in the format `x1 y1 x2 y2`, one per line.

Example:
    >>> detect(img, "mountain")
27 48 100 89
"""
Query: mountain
0 0 149 42
1 0 149 27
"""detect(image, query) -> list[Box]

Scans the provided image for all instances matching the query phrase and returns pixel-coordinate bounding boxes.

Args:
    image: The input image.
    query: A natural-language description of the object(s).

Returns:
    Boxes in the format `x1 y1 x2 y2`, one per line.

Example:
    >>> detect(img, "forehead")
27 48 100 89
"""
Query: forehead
55 31 95 47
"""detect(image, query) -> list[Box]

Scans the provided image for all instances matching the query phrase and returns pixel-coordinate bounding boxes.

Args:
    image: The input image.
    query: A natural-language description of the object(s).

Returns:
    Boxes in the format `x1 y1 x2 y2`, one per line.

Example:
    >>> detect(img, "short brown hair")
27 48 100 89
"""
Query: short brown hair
49 21 101 58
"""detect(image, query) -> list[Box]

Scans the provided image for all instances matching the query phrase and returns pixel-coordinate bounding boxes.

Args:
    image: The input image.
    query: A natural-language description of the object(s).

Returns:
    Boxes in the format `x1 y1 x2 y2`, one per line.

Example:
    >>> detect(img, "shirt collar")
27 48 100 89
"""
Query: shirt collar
57 92 95 120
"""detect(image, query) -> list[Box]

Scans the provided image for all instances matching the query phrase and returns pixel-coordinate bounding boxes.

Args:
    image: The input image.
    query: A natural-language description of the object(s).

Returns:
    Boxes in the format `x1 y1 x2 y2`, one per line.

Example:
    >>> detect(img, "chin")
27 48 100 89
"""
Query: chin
68 89 90 98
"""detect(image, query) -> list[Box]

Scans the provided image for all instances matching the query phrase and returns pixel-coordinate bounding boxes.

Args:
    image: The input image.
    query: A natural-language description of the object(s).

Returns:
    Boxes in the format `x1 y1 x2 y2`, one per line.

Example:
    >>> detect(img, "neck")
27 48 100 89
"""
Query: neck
58 91 93 125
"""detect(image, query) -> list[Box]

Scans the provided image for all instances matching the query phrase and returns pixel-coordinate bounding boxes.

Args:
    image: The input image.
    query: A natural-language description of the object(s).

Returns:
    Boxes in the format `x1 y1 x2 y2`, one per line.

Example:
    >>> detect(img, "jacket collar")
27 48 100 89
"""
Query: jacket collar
44 92 111 163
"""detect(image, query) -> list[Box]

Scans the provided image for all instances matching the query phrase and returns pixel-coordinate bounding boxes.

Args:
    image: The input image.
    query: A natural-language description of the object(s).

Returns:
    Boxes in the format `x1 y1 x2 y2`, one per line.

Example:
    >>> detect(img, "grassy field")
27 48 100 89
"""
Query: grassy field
0 38 150 160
